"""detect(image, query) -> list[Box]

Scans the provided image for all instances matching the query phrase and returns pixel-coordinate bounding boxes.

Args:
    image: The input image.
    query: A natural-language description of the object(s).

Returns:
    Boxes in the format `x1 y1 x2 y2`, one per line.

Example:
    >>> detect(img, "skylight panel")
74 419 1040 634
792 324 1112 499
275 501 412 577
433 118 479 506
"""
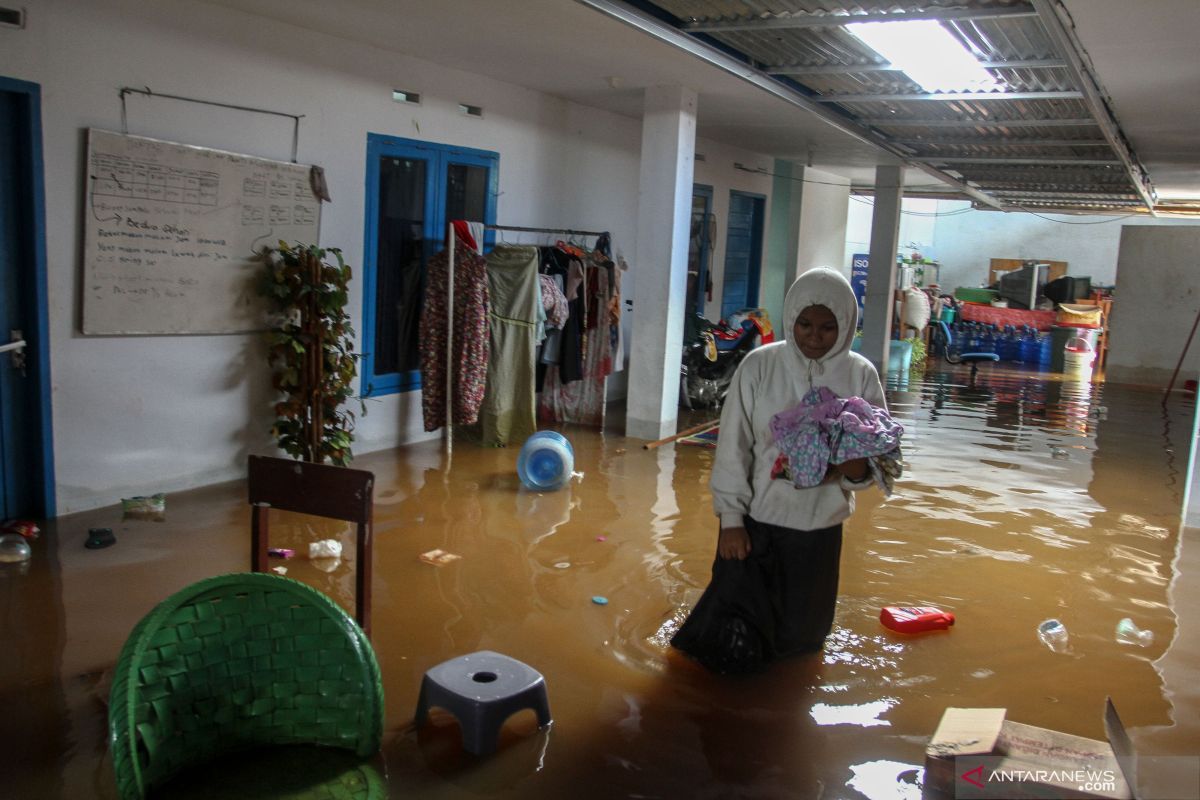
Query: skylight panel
846 20 997 93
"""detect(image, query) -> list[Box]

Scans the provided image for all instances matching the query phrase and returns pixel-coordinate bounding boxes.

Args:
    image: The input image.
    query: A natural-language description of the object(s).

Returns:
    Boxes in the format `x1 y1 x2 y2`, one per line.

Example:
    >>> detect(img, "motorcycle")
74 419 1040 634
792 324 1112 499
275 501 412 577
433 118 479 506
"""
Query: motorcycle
680 308 774 409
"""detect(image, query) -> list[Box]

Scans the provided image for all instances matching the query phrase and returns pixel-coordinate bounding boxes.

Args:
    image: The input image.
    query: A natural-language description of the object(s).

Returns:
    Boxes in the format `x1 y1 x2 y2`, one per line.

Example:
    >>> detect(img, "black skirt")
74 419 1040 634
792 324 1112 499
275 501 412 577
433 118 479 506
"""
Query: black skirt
670 517 843 674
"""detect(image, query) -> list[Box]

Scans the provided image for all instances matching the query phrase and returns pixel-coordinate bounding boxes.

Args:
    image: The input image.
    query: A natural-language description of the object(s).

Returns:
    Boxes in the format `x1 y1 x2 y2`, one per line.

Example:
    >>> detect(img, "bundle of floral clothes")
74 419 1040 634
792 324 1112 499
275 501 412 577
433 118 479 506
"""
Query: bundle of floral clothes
769 386 904 495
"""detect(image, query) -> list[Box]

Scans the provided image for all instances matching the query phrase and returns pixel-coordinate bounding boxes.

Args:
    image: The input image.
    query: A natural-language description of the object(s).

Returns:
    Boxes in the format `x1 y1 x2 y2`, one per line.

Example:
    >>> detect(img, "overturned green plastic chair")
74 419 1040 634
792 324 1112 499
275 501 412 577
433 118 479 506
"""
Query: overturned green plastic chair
108 572 385 800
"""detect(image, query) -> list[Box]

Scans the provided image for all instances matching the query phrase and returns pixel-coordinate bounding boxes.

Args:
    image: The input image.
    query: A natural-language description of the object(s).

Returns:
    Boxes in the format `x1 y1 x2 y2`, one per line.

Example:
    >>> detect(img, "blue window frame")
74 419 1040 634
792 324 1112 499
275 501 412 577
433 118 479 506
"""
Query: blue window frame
361 134 498 397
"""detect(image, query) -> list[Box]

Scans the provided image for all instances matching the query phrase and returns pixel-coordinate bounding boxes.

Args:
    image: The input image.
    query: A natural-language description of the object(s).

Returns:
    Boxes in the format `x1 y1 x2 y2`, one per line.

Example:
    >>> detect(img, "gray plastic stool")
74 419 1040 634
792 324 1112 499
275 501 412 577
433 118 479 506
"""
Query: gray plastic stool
413 650 552 755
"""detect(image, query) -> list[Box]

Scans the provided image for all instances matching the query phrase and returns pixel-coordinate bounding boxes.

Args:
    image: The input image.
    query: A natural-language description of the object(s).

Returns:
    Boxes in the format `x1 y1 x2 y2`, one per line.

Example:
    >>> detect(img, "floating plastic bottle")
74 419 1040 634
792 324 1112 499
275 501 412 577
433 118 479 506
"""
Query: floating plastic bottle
0 533 32 563
880 606 955 633
1037 618 1069 652
517 431 575 491
1115 617 1154 647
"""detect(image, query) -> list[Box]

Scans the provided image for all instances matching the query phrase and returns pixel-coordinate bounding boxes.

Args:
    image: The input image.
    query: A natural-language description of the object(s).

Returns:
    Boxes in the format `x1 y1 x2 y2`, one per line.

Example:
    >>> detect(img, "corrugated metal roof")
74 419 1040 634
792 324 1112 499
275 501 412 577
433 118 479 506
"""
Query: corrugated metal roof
643 0 1155 212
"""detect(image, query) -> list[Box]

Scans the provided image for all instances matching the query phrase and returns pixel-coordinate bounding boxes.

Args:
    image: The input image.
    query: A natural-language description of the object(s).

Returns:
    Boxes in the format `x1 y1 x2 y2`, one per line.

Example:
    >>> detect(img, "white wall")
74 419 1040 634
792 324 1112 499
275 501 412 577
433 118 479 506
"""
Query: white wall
843 196 939 274
795 167 850 276
1 0 780 513
1108 226 1200 387
925 200 1200 293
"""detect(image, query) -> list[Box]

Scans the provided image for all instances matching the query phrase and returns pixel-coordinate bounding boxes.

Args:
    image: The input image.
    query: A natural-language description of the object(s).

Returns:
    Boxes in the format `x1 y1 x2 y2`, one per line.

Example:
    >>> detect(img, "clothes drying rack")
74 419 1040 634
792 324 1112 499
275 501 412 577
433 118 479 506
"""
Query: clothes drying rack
444 222 607 458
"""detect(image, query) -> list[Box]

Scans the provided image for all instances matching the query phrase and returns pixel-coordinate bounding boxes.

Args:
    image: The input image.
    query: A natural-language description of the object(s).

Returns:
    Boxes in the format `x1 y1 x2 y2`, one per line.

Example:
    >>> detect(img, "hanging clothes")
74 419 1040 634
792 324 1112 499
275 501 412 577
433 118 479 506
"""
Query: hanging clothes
539 249 614 426
609 255 625 373
535 246 585 390
477 244 540 447
559 250 587 384
419 230 489 432
539 273 569 330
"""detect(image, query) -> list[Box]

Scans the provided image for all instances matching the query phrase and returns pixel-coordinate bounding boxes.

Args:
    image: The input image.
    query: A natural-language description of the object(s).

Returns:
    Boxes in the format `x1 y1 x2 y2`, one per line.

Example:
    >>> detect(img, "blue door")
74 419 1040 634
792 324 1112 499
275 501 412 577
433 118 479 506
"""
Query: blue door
720 191 765 320
0 78 54 518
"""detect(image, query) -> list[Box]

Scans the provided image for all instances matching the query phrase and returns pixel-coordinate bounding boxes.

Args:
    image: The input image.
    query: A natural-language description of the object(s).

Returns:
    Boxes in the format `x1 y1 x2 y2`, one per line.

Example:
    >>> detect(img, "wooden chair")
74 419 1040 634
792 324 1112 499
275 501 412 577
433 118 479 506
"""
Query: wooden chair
248 455 376 636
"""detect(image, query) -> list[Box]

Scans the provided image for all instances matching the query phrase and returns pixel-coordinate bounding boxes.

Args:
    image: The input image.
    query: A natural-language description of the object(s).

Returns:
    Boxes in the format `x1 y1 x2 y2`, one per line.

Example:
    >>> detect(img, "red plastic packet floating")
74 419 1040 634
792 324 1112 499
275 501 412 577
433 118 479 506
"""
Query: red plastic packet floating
1 520 40 539
880 606 955 633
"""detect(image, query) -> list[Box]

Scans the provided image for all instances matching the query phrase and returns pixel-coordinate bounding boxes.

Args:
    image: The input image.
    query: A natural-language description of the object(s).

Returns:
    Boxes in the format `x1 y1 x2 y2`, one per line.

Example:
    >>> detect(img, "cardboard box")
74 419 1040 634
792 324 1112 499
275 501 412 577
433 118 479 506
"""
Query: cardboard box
924 699 1137 799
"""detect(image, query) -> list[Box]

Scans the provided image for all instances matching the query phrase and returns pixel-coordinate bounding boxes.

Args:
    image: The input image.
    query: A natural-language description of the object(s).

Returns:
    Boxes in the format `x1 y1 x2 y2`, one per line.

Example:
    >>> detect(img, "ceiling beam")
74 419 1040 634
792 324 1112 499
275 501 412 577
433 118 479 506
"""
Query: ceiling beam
862 118 1098 128
927 157 1122 166
573 0 1007 210
1029 0 1156 215
1013 210 1147 217
991 191 1139 200
816 90 1083 102
682 5 1037 32
768 58 1066 76
894 138 1108 147
961 171 1132 181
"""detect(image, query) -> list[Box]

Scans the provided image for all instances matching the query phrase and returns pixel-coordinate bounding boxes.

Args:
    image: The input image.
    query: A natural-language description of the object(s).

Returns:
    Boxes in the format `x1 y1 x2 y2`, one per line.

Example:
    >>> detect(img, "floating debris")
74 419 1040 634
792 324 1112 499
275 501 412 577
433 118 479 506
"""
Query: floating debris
419 549 462 566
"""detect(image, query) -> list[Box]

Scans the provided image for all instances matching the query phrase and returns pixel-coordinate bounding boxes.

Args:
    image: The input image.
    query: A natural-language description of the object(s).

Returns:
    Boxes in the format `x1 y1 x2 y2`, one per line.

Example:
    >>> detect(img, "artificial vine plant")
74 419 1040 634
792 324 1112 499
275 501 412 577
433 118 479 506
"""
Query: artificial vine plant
259 242 360 466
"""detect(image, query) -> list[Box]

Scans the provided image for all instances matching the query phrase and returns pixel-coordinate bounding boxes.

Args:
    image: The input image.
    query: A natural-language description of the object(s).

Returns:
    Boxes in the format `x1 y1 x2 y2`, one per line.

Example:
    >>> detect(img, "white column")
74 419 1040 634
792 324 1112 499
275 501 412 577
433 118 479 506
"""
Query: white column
626 85 697 441
859 164 903 373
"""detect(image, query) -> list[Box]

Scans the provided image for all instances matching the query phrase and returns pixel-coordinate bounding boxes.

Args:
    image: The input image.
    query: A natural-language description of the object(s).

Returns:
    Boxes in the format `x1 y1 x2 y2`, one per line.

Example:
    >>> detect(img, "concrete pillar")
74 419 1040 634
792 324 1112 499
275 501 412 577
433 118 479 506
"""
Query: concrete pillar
762 158 801 329
859 164 903 373
626 85 697 441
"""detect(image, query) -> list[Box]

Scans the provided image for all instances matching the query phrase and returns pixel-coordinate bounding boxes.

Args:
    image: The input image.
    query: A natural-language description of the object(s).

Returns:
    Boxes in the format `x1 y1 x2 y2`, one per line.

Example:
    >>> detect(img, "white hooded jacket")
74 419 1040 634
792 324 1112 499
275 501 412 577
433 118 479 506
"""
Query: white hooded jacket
710 267 887 531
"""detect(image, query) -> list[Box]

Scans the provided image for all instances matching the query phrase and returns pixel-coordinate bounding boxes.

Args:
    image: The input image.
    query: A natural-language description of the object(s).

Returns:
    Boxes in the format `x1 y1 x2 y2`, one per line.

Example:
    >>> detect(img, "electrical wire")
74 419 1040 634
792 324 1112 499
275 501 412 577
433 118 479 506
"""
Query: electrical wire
1007 203 1139 224
849 195 978 217
732 163 950 191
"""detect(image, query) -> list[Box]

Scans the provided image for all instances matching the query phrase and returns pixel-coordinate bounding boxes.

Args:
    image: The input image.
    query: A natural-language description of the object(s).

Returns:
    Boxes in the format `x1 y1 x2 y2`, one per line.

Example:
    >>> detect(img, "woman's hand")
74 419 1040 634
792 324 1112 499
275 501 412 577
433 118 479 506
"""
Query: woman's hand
718 526 751 560
834 457 870 481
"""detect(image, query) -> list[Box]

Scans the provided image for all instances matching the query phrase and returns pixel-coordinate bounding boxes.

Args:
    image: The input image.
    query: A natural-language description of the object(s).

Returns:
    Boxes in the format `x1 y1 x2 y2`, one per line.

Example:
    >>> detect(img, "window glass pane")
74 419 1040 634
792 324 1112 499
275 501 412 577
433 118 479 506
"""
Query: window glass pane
687 194 708 313
445 163 487 225
375 156 426 376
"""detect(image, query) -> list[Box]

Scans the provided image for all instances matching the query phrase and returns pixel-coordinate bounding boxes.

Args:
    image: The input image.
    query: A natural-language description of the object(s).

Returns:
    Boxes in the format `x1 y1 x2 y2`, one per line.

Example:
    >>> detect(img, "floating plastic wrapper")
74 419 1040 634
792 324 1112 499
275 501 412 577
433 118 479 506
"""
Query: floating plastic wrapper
1115 617 1154 647
122 493 166 521
1 520 39 539
1037 618 1069 653
309 539 342 559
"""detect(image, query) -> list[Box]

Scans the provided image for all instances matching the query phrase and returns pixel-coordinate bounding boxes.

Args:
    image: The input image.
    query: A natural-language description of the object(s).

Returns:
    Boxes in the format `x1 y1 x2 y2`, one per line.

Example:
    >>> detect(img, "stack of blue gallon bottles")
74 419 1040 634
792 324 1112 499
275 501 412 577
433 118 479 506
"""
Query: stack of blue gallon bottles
950 321 1051 368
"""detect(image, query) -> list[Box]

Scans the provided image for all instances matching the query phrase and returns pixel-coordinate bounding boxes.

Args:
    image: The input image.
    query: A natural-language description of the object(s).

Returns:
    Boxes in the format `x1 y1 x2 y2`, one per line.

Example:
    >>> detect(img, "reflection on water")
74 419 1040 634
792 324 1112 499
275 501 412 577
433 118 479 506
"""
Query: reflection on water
811 699 897 728
4 364 1198 798
847 759 923 800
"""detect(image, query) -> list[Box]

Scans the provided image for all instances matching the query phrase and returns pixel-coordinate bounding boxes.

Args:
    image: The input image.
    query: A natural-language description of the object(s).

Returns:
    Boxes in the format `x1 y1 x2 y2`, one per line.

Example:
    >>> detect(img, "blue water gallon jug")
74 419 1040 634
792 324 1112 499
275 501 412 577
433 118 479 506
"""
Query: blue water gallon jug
517 431 575 491
1038 332 1053 368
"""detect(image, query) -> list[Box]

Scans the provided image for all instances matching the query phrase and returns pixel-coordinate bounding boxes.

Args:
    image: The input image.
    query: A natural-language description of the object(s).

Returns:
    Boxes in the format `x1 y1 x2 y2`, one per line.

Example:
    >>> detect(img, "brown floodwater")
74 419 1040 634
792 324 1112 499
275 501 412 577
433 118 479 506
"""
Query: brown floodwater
2 364 1198 799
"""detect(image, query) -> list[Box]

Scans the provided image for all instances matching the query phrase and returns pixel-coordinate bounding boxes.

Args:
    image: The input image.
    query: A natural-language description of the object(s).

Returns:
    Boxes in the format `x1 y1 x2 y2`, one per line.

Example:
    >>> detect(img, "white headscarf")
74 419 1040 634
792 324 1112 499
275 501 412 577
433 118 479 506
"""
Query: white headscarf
781 267 859 376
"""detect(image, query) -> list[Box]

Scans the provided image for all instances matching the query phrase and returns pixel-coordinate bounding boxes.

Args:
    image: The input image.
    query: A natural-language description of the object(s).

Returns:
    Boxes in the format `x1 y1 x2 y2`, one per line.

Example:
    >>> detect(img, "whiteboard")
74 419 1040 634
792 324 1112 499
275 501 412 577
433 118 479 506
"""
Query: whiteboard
82 129 322 334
